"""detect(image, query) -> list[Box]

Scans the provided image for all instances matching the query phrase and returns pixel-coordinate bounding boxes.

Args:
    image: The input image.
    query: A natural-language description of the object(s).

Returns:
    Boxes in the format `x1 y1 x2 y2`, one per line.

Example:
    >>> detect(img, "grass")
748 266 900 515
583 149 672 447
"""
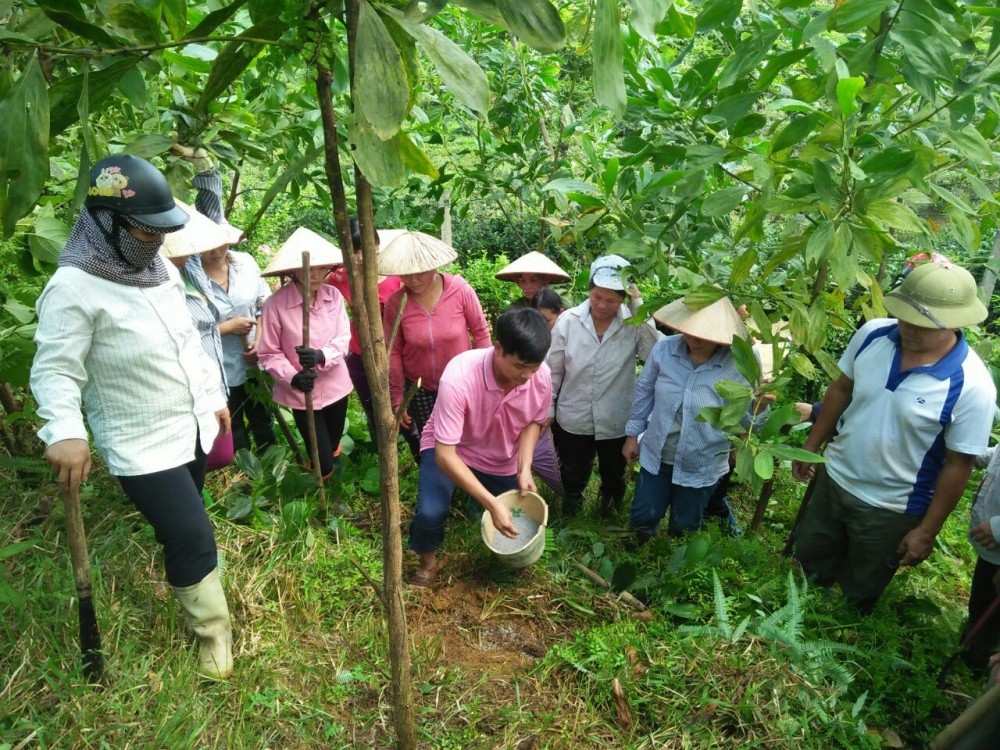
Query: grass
0 403 989 748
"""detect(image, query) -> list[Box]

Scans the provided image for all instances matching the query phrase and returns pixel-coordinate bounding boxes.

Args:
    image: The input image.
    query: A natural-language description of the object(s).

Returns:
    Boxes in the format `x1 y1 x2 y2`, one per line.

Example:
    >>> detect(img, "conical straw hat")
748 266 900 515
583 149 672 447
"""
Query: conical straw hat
218 221 245 245
495 251 570 282
160 199 228 259
653 296 749 345
377 231 458 275
262 227 343 277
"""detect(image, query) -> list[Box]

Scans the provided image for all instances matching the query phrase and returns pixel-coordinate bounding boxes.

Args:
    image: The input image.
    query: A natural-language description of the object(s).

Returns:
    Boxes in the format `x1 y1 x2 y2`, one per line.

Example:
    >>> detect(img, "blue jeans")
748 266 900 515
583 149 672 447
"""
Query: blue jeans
629 463 717 536
409 448 519 553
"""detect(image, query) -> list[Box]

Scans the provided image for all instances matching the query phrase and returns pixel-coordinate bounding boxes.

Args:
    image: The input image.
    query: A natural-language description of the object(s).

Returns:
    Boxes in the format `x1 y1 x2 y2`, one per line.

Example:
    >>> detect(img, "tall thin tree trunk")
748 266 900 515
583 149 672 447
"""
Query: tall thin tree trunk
978 230 1000 306
316 4 416 744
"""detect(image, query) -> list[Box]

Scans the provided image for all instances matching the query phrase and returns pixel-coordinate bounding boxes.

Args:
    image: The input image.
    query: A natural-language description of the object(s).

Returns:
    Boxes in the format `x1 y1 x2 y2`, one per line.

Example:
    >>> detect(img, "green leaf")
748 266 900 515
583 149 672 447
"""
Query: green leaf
730 113 767 137
26 216 69 264
946 126 995 165
760 403 797 442
48 58 134 138
40 0 124 47
666 3 695 37
893 31 958 83
735 444 754 481
684 284 726 309
120 134 174 160
186 0 250 38
827 0 891 33
194 15 284 116
355 3 409 140
398 131 439 179
866 200 926 234
731 335 761 387
0 59 48 240
729 248 757 285
770 444 825 463
453 0 509 28
754 450 774 480
718 31 778 89
404 0 447 22
0 538 38 559
947 206 979 253
805 221 834 266
627 0 667 43
835 76 864 117
542 177 601 194
859 146 914 176
710 93 759 128
769 113 821 154
496 0 566 53
788 351 817 380
929 183 975 215
603 157 619 194
594 0 625 119
162 0 186 39
391 10 489 119
696 0 739 32
349 113 406 187
702 186 745 217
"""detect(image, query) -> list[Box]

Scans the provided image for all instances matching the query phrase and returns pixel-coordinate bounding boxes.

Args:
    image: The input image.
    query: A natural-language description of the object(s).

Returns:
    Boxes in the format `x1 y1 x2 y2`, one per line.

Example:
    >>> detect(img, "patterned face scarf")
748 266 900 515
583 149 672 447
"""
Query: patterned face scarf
58 208 170 288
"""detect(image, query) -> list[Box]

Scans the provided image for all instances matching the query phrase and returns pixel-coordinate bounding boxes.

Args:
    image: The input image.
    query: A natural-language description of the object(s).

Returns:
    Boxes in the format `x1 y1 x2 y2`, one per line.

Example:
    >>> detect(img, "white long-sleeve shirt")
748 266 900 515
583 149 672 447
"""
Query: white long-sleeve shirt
548 300 662 439
31 266 226 476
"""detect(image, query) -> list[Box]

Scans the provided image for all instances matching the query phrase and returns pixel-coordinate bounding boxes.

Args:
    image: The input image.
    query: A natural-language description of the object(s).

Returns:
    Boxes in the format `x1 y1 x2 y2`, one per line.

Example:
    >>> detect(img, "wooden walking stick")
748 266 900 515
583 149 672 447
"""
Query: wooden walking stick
62 484 103 681
781 473 818 557
936 592 1000 687
300 251 328 515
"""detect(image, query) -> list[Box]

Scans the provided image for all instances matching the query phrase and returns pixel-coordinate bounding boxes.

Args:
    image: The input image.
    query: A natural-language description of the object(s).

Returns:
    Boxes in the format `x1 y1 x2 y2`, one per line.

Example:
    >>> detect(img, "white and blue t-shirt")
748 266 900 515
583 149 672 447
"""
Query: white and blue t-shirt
826 318 996 516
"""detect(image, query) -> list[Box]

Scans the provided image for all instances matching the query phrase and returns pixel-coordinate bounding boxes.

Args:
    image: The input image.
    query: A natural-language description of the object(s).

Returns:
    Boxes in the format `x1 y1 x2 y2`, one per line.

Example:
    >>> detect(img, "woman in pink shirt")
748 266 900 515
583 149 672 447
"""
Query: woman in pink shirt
379 232 491 453
259 228 352 478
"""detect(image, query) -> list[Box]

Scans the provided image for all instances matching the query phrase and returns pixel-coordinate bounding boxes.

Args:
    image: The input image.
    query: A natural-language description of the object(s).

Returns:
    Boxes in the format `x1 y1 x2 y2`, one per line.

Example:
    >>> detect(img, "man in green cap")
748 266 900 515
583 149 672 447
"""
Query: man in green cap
791 259 996 611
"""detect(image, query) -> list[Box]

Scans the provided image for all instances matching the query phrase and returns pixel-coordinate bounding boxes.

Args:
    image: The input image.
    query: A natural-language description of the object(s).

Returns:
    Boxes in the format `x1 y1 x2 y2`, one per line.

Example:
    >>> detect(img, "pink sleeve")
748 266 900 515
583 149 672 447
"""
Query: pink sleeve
463 286 491 349
257 297 297 384
383 292 405 410
430 376 466 445
319 295 352 369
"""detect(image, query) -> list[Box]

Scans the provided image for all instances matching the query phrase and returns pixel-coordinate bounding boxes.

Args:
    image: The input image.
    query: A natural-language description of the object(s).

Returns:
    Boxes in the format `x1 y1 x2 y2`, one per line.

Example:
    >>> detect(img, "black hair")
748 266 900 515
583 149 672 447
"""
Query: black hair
350 217 380 251
531 287 565 315
588 280 626 300
495 308 551 364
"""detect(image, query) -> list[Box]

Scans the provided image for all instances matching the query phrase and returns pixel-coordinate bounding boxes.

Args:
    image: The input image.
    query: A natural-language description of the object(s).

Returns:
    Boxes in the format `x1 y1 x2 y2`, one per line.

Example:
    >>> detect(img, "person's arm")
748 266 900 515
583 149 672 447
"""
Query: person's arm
464 286 492 349
636 318 663 361
30 278 96 491
623 343 662 464
516 423 542 494
317 296 352 369
898 449 977 565
435 442 518 537
546 316 568 421
256 298 298 384
791 373 853 481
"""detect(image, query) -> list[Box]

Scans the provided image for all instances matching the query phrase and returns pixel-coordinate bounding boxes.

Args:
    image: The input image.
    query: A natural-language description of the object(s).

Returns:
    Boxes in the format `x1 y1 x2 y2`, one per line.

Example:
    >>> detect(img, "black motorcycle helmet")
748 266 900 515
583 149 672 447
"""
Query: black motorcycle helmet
84 154 189 231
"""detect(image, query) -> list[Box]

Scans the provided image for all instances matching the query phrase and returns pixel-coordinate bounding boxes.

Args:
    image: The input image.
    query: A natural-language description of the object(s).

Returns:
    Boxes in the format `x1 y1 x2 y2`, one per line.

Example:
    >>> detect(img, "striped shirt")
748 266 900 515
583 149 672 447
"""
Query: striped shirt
31 266 227 476
178 256 226 393
625 335 761 487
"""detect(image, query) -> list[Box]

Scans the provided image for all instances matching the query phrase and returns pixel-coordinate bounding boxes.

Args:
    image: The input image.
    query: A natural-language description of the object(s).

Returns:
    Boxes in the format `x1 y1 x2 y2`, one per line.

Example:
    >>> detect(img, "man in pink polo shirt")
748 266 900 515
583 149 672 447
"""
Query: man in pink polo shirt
409 308 553 586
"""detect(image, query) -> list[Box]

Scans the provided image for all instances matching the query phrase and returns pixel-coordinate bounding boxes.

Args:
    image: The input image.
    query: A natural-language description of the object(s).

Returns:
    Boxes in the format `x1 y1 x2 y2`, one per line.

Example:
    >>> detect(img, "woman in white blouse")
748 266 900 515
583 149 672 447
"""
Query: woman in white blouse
547 255 661 518
31 155 234 679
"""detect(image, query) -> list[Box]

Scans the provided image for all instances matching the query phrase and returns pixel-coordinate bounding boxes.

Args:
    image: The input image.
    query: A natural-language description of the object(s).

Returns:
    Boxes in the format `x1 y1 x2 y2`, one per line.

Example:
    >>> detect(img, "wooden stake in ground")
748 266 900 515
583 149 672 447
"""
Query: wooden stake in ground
299 251 327 515
62 484 103 681
929 680 1000 749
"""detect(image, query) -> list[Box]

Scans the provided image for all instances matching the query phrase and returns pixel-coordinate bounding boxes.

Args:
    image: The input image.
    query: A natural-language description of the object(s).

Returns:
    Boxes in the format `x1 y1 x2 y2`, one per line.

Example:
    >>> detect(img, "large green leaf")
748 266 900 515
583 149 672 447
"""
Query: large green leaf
594 0 625 119
769 113 821 154
186 0 250 38
827 0 891 33
892 30 957 83
27 216 70 264
718 31 778 89
866 200 927 234
48 58 134 138
495 0 566 53
731 335 761 387
162 0 187 39
627 0 669 43
194 16 284 115
702 186 745 217
356 2 409 140
123 133 175 158
0 59 49 239
946 126 995 165
453 0 509 28
39 0 124 47
835 76 864 117
348 113 406 187
389 9 489 119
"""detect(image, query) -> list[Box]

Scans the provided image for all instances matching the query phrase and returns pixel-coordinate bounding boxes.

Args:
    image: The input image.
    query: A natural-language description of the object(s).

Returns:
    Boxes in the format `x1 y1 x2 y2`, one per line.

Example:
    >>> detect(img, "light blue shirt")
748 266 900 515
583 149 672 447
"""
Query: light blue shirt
625 335 761 487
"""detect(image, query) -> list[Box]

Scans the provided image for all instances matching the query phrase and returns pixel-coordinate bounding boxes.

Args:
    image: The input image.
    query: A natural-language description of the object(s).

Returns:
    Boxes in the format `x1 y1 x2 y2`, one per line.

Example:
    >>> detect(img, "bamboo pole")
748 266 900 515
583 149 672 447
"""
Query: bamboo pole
299 251 327 516
62 484 103 681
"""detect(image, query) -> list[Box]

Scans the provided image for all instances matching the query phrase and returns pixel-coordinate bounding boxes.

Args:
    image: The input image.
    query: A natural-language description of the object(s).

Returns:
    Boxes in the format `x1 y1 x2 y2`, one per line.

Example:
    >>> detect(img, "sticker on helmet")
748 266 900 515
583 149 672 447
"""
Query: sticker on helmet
89 166 136 199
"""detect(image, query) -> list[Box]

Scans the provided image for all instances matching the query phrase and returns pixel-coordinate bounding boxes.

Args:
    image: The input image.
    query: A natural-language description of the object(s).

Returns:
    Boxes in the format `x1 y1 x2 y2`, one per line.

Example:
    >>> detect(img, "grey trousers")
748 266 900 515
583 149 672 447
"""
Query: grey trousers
794 468 922 611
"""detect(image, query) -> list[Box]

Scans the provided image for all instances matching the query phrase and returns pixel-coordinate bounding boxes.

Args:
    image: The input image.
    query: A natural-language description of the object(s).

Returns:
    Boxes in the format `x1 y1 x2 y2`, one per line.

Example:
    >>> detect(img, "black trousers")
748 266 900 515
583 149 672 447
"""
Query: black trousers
552 422 626 514
117 442 216 588
963 556 1000 667
292 395 350 477
228 380 276 453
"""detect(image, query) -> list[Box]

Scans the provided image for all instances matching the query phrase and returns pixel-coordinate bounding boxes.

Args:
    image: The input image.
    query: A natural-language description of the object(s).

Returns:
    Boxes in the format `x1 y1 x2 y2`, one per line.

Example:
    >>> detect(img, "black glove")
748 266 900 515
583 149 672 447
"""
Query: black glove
295 345 325 369
290 369 318 393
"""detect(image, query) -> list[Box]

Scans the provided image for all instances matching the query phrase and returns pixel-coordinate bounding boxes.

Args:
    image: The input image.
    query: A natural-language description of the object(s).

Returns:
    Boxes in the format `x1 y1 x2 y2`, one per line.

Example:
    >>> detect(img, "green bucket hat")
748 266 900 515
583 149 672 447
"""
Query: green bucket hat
883 261 987 329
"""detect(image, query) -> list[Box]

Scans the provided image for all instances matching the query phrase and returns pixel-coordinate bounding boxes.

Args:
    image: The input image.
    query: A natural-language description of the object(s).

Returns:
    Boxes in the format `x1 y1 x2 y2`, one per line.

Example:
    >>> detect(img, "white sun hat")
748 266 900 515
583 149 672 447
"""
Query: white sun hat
377 231 458 275
495 251 571 283
589 254 631 291
262 227 343 277
160 199 226 259
653 296 749 346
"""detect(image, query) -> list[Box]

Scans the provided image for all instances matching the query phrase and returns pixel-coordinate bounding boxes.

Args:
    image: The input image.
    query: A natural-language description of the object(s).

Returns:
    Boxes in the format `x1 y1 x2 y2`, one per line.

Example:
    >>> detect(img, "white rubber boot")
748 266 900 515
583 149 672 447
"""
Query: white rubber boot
173 568 233 679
